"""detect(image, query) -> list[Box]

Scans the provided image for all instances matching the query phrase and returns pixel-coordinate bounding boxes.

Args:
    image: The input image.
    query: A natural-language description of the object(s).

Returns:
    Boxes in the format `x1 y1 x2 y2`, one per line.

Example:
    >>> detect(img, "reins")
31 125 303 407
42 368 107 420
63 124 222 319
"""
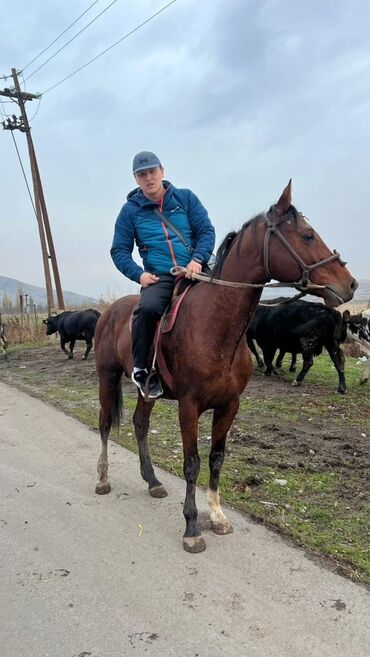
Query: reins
170 267 318 305
171 210 345 306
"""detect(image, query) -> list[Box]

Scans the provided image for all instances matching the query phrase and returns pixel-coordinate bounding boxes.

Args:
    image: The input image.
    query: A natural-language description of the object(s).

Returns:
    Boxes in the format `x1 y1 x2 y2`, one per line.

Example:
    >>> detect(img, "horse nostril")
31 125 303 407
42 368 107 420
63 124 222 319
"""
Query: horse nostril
351 279 359 292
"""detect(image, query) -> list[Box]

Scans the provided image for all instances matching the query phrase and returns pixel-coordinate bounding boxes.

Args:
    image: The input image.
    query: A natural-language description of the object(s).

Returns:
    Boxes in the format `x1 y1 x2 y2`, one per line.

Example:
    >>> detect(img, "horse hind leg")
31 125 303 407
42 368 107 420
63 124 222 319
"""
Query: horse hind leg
133 395 168 498
95 369 123 495
208 401 239 535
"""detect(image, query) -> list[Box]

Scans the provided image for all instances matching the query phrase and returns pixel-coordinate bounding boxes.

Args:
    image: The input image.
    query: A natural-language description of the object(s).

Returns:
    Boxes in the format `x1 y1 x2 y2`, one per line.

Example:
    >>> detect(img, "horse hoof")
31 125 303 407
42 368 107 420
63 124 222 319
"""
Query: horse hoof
183 536 206 553
292 380 300 387
95 481 111 495
211 521 233 535
149 484 168 498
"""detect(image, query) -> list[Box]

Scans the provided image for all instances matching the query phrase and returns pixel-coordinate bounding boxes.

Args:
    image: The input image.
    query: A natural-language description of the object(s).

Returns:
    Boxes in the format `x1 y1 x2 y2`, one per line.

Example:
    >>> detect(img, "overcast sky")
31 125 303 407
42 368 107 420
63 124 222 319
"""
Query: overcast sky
1 0 369 300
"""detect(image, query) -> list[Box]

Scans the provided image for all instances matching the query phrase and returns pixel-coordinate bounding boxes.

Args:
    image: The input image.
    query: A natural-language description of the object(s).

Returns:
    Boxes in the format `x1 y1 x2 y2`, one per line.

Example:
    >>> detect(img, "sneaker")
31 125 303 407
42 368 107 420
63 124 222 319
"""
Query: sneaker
131 369 163 400
146 371 163 399
131 369 148 397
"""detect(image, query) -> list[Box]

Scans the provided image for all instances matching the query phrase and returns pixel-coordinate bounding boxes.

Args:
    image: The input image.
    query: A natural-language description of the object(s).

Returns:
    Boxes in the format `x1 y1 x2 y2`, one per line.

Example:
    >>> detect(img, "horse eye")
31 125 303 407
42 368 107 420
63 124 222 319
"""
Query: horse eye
302 233 314 242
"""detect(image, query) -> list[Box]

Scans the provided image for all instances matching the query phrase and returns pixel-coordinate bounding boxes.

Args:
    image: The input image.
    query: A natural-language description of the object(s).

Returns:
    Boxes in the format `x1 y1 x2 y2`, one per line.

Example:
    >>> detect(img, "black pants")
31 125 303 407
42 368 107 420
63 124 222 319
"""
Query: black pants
132 274 175 370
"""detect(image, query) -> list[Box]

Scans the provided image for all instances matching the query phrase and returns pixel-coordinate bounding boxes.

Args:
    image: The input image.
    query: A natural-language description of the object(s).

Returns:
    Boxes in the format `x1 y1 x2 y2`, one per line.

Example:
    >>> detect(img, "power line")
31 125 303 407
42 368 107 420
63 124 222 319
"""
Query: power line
0 97 17 118
0 99 9 117
42 0 177 95
29 97 42 122
9 131 37 217
21 0 102 73
24 0 118 83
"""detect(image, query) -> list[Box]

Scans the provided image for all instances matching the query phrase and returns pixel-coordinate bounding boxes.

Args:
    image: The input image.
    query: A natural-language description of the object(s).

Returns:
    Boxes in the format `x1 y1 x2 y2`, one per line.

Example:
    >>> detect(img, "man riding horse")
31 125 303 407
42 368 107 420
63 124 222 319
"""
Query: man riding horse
110 151 216 400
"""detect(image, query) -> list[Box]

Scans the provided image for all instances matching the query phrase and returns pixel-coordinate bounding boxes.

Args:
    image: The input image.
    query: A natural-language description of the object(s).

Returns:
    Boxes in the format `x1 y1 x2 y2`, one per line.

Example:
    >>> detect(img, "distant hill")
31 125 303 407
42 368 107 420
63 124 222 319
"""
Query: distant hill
1 274 368 311
354 279 370 302
0 275 98 310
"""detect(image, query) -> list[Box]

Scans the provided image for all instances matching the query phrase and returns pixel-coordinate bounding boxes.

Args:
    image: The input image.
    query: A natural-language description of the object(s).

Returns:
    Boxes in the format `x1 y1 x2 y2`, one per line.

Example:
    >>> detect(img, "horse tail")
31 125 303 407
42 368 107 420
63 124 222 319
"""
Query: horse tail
111 372 124 430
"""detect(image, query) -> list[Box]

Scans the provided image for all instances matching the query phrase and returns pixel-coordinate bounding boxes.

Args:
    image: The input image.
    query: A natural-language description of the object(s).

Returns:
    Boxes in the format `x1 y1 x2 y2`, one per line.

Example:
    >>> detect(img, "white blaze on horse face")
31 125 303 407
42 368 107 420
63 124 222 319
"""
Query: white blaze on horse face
207 488 228 524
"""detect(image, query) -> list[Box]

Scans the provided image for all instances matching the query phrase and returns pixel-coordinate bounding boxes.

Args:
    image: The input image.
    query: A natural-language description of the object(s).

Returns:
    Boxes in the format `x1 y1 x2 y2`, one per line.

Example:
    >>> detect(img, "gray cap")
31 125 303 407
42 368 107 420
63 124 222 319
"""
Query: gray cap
132 151 162 174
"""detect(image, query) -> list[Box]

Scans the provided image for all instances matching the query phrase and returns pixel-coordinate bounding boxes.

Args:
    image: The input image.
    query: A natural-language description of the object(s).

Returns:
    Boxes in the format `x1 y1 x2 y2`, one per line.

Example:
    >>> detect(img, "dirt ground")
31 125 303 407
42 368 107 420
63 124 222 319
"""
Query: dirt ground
1 341 369 500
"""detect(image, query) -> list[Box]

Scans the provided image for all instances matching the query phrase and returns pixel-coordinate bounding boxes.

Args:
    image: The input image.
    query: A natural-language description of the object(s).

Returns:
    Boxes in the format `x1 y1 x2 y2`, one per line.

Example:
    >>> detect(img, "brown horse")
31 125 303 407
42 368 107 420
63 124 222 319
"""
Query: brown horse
94 181 357 553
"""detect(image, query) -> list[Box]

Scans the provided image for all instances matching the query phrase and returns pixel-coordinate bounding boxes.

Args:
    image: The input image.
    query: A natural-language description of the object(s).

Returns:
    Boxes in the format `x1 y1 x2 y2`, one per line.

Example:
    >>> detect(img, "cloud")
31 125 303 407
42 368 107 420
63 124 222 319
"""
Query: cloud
1 0 369 297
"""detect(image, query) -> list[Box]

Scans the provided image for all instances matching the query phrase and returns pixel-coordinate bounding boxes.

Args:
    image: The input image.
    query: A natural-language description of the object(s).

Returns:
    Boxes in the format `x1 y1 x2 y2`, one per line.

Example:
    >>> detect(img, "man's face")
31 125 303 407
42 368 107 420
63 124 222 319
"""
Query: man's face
134 166 164 199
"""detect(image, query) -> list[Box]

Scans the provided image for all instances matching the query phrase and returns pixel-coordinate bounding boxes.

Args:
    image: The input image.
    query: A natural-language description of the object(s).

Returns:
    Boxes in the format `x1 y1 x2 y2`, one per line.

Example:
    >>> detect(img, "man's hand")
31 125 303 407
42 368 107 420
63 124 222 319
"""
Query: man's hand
186 259 202 278
140 272 160 287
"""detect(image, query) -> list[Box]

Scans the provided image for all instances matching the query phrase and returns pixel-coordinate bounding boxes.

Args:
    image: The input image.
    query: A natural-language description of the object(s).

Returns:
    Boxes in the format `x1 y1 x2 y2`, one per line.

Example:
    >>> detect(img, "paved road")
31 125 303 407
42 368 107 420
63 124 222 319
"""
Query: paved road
0 381 369 657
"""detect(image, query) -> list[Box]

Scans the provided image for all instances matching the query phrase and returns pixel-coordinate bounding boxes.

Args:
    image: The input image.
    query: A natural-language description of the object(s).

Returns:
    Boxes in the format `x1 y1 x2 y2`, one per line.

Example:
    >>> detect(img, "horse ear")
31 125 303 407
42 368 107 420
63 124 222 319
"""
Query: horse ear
342 309 350 322
275 179 292 216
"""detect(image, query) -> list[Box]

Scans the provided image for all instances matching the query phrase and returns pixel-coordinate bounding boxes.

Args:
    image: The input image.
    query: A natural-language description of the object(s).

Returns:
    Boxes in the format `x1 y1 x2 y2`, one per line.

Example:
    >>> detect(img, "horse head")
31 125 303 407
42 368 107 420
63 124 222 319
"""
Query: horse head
264 180 357 307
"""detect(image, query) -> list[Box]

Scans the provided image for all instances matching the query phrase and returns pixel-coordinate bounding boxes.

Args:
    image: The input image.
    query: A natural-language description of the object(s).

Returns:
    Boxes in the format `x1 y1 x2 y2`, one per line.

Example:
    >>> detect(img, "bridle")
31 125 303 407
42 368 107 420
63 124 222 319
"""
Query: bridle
263 209 346 290
171 208 347 302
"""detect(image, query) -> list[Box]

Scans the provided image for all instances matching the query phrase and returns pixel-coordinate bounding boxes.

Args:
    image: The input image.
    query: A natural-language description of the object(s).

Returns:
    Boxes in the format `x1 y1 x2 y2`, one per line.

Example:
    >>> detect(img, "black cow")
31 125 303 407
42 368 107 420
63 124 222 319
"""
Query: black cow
43 309 101 360
247 299 348 393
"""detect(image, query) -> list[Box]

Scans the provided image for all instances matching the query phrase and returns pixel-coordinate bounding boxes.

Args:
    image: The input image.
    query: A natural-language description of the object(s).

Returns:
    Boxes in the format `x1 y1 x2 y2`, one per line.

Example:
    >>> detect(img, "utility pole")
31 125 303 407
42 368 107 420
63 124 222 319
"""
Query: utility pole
1 69 65 312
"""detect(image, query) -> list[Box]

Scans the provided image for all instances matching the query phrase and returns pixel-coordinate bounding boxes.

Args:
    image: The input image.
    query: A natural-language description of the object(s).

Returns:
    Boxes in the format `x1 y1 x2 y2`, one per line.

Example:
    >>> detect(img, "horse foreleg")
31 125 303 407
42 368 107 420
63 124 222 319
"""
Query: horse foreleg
179 400 205 553
208 400 239 535
133 394 168 498
95 370 123 495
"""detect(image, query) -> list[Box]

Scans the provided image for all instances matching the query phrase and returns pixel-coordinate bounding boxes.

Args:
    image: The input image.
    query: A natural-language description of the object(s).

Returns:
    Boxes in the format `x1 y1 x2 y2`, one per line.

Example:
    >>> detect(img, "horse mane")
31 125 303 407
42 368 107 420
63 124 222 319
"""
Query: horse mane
211 205 300 278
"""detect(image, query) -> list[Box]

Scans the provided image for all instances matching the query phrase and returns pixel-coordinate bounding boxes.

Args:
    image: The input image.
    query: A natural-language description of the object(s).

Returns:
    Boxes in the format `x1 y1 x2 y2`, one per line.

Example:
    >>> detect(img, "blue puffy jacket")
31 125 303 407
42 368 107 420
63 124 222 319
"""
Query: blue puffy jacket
111 181 215 283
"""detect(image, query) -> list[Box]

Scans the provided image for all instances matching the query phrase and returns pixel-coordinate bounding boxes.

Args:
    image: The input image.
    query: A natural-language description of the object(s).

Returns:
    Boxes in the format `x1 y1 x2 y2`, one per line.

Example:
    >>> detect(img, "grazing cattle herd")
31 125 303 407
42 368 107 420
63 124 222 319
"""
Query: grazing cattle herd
247 299 370 390
43 308 101 360
1 300 369 390
247 299 349 393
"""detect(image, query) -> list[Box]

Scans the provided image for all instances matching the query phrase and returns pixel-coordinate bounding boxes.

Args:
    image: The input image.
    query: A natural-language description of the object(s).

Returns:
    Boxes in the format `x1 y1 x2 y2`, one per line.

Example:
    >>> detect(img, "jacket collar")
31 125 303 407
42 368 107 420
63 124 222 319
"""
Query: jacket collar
127 180 173 207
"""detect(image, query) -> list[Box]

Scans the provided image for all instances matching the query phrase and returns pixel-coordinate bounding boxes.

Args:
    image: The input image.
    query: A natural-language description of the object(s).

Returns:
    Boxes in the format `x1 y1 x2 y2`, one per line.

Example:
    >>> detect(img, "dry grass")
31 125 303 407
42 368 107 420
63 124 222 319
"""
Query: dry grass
0 294 116 347
1 314 46 345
